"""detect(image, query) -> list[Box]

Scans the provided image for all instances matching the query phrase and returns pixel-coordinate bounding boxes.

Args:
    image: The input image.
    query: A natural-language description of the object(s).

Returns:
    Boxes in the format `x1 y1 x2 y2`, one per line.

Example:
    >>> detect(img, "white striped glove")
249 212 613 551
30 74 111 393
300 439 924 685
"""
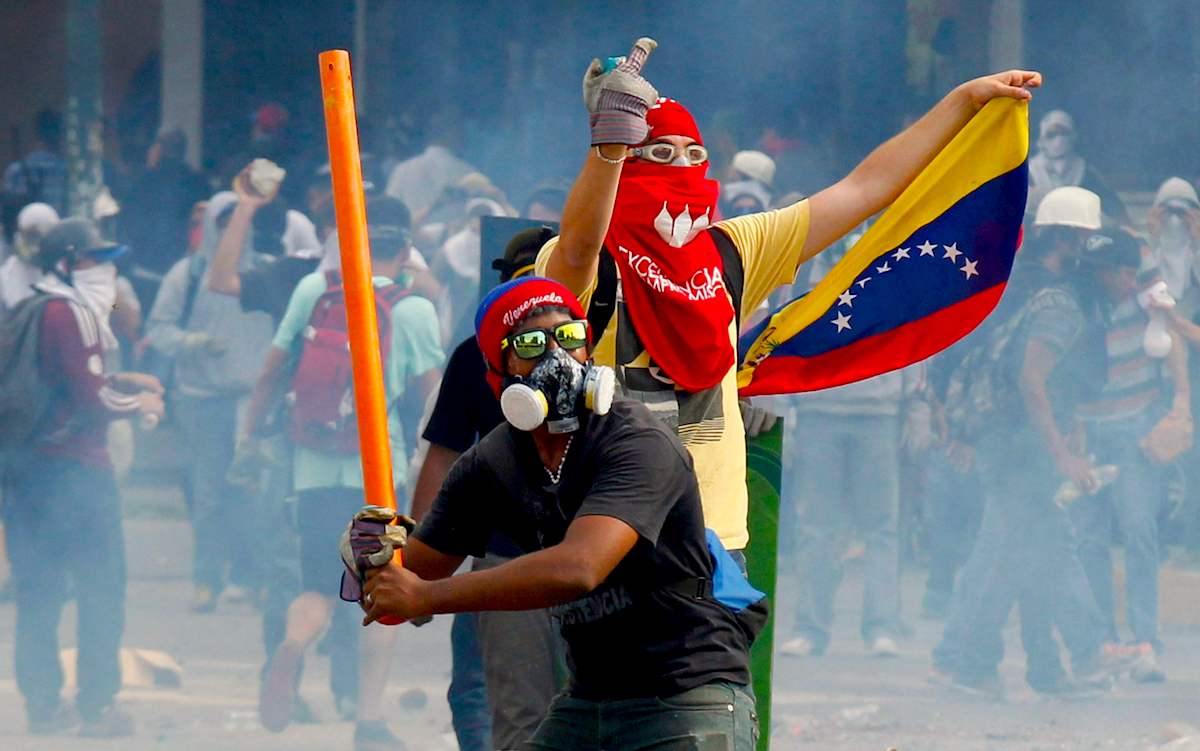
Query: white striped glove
584 37 659 146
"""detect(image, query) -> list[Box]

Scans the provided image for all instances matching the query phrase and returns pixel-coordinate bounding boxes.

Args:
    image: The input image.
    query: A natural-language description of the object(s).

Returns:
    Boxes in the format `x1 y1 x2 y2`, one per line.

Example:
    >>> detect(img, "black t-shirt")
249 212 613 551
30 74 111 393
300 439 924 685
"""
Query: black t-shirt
415 399 751 699
421 334 520 557
422 335 504 452
239 256 320 322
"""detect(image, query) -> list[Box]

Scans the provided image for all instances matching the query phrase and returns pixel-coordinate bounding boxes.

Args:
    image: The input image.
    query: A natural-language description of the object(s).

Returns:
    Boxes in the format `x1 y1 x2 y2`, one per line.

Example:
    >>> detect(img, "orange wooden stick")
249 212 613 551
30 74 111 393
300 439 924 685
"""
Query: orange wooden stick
319 51 401 538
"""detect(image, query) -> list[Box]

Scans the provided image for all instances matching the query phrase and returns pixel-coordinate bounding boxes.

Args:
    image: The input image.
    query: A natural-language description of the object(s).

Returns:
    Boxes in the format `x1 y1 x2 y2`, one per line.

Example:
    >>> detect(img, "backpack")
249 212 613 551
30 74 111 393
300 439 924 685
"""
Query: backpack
0 293 58 458
473 424 770 646
285 269 417 455
944 285 1078 445
588 227 746 338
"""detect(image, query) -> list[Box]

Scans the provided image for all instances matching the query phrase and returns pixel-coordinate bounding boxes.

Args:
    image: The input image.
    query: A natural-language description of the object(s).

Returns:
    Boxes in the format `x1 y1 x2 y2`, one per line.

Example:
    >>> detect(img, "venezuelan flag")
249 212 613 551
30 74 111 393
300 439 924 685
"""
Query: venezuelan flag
737 98 1029 396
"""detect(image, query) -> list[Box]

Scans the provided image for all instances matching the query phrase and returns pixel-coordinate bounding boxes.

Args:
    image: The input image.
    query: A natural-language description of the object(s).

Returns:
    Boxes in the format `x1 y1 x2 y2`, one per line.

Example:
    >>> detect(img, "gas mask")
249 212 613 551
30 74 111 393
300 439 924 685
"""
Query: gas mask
500 348 616 433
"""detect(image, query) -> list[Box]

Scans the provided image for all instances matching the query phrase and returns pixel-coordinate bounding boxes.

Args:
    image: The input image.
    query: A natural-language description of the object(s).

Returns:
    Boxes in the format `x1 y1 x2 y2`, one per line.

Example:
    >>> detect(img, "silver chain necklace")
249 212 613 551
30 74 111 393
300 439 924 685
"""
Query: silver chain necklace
544 436 574 485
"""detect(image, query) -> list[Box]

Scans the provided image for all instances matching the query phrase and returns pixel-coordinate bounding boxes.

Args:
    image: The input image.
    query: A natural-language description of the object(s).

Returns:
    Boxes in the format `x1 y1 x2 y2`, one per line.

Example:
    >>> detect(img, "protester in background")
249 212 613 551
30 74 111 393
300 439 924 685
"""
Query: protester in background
2 218 164 738
409 227 563 751
1148 178 1200 562
2 110 69 228
721 181 771 218
1074 229 1187 683
250 195 443 750
218 103 297 196
431 196 509 345
143 193 277 612
523 182 569 223
0 202 59 312
385 110 475 218
945 188 1137 698
722 149 775 212
121 128 208 296
1026 110 1129 225
206 162 322 322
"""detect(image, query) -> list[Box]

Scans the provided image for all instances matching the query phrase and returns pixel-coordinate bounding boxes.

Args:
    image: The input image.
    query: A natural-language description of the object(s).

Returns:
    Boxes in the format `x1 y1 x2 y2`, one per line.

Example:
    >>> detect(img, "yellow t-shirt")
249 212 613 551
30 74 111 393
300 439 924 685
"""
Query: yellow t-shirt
536 199 812 548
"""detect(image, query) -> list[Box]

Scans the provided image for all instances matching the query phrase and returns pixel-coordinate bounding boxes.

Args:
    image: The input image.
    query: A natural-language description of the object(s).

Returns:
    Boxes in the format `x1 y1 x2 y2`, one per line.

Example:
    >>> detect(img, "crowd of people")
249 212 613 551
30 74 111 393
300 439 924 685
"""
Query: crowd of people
0 38 1197 751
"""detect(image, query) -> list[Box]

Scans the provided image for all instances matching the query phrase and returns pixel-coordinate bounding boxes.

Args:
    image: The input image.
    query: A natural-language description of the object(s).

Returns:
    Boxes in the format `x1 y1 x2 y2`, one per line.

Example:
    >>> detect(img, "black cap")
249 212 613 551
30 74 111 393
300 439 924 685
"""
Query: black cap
35 217 126 270
492 226 557 282
1081 230 1142 270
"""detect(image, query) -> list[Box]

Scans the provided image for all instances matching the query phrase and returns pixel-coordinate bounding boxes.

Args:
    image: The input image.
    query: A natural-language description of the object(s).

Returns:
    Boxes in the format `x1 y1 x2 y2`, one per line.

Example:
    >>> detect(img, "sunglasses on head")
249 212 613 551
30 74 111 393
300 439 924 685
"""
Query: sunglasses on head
502 320 590 360
631 142 709 166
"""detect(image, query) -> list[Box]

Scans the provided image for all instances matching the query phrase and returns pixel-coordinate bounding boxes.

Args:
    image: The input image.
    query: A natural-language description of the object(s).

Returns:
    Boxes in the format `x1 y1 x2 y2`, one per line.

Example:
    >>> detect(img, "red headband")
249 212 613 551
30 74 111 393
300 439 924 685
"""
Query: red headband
475 277 589 397
645 98 703 145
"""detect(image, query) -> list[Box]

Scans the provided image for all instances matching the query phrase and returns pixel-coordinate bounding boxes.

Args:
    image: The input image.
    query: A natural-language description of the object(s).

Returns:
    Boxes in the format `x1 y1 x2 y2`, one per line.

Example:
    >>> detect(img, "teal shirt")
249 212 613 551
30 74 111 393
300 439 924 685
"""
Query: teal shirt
274 271 444 492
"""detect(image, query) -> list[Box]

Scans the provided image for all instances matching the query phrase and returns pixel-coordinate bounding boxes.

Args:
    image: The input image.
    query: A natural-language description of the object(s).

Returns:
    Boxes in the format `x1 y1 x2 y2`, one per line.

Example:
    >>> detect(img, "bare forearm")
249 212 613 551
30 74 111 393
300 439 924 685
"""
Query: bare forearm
1021 377 1068 457
422 545 596 614
549 145 627 294
208 203 255 296
1170 311 1200 348
243 347 289 438
848 87 975 209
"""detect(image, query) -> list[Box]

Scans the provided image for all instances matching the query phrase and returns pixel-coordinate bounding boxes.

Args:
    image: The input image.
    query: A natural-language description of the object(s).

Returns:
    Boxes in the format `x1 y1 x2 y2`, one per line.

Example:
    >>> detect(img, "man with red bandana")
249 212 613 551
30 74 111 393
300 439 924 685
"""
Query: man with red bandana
538 38 1042 554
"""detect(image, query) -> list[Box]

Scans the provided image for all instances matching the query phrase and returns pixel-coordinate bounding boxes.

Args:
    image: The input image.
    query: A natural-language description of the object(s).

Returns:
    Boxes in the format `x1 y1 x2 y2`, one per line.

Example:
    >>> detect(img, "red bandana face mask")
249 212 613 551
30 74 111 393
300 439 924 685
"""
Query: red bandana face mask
605 156 734 393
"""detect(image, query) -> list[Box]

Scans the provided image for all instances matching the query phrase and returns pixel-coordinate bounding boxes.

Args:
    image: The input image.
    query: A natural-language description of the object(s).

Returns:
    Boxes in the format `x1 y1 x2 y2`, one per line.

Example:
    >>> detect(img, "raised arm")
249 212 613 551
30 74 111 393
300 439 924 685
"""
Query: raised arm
208 165 280 297
549 145 629 294
546 38 659 296
802 70 1042 262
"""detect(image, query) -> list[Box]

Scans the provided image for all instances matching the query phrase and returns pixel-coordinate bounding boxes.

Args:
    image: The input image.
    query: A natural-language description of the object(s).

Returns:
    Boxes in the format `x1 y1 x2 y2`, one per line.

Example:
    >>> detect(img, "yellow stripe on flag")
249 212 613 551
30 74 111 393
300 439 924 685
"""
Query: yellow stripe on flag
738 98 1029 388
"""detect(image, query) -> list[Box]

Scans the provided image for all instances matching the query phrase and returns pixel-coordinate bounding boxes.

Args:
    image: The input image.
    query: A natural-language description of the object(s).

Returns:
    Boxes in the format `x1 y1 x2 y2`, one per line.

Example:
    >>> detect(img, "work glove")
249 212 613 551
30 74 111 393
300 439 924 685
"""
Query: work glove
339 505 415 605
583 37 659 146
740 400 779 438
226 436 277 494
182 332 229 358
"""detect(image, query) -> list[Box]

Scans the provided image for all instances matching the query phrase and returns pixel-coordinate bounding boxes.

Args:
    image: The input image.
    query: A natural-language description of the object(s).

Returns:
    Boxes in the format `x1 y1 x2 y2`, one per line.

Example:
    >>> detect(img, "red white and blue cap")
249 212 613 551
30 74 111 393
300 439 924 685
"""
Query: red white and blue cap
475 277 588 396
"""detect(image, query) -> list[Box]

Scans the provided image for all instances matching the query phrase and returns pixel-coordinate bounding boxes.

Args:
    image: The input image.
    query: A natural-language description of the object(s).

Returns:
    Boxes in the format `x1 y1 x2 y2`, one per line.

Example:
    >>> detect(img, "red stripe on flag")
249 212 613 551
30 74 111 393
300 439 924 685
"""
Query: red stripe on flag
739 284 1008 396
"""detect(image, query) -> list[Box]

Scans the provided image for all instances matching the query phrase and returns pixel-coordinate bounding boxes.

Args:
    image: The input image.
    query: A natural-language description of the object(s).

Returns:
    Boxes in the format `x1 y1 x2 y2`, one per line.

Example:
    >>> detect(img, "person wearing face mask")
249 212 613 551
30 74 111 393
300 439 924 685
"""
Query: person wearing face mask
936 189 1142 698
351 277 762 751
1027 110 1129 225
1147 177 1200 561
722 150 775 216
2 217 164 737
1072 229 1188 684
539 38 1041 563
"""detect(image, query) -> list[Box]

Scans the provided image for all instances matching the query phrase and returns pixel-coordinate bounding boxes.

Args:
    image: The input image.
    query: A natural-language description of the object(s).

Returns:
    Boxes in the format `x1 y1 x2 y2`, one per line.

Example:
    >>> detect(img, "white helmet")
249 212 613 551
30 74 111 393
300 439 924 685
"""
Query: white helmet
731 150 776 186
1034 186 1102 230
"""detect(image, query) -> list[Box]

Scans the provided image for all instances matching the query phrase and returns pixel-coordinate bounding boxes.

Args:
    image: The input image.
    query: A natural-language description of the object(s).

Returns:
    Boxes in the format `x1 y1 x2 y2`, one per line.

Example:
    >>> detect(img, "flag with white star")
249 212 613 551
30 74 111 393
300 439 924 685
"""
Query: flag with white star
737 98 1029 395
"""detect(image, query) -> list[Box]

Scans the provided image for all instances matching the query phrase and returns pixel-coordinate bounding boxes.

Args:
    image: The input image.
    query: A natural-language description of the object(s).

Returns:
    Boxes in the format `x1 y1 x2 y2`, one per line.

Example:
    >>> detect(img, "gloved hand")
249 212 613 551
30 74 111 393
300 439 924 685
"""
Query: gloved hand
740 400 779 438
583 37 659 146
183 332 229 358
339 505 415 606
226 436 276 493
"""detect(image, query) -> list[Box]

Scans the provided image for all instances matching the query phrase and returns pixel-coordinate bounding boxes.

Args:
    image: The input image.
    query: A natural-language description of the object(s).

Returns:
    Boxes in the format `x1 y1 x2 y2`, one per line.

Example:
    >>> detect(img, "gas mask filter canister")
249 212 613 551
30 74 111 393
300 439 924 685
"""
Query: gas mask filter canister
500 348 616 433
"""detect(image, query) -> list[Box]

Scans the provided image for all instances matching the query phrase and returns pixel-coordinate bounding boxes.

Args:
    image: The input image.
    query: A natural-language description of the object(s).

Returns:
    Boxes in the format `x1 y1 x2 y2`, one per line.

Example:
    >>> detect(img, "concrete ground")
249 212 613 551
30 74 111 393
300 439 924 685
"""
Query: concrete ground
1 479 1198 751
